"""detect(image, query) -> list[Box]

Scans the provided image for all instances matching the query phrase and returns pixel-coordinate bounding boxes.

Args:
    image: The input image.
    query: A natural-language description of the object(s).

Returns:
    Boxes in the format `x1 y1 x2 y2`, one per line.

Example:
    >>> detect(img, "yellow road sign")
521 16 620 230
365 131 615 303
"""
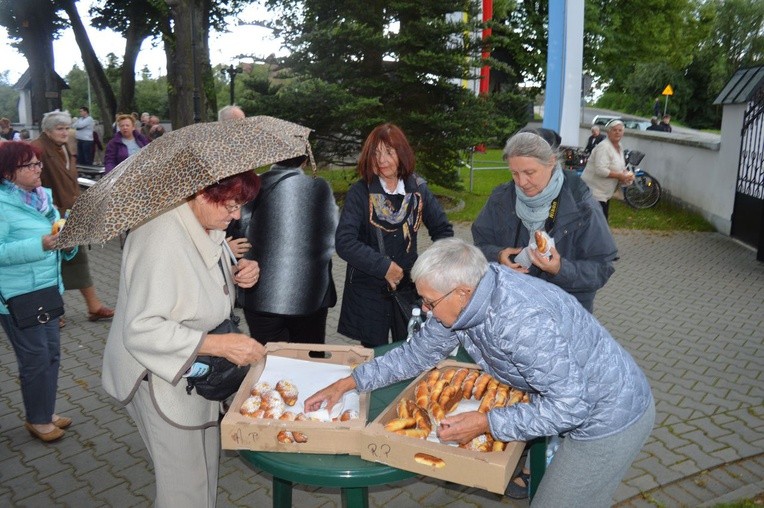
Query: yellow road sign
662 84 674 96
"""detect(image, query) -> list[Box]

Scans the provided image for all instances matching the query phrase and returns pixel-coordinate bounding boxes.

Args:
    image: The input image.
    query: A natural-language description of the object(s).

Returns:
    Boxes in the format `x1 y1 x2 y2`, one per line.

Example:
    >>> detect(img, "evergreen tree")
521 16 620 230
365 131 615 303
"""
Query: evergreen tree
261 0 521 187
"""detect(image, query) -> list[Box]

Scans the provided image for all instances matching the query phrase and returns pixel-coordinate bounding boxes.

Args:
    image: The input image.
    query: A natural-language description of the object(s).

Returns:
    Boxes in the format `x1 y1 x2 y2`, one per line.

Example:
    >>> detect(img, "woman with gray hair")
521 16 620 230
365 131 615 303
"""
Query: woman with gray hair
472 129 617 314
306 238 655 508
31 111 114 326
581 119 635 219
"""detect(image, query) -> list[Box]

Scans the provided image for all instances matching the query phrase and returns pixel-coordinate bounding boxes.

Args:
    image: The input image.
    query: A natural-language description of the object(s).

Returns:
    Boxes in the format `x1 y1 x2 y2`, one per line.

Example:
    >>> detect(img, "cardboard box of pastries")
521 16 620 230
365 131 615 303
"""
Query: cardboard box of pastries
221 342 373 455
359 360 526 494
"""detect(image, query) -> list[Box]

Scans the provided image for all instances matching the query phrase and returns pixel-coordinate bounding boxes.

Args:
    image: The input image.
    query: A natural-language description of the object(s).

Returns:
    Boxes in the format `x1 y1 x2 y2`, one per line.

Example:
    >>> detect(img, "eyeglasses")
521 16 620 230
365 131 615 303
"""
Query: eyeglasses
223 202 243 213
374 147 396 160
422 288 457 310
17 161 43 170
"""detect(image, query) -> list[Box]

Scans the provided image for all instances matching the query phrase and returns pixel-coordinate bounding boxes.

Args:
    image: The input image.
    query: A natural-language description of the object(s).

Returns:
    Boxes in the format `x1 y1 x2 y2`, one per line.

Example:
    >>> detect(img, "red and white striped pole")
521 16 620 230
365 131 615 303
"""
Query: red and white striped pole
480 0 493 96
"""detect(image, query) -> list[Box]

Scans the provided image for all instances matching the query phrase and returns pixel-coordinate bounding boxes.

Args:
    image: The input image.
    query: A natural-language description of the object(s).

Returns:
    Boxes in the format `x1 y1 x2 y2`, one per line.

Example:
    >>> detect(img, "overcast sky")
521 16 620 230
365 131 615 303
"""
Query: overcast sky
0 2 284 84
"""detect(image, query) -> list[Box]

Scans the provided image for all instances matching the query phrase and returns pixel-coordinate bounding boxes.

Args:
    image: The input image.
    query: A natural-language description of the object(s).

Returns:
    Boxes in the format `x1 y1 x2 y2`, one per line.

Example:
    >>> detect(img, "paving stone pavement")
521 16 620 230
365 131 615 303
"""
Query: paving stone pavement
1 224 762 507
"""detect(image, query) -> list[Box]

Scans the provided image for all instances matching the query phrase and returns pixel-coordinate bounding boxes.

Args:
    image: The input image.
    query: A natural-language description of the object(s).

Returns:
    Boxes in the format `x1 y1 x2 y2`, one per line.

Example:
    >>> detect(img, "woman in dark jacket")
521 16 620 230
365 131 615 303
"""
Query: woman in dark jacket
104 114 149 173
472 130 617 313
336 123 453 347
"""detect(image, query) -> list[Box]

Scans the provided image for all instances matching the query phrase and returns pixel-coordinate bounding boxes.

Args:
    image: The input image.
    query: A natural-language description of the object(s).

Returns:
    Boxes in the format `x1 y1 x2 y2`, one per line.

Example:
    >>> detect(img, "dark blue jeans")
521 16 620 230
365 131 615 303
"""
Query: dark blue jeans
0 314 61 424
77 139 94 165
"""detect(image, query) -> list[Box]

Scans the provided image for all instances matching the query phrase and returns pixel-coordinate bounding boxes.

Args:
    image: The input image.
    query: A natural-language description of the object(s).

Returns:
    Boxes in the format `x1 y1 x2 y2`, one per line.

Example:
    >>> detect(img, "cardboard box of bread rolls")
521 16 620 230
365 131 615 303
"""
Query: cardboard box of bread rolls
221 342 373 455
359 360 525 494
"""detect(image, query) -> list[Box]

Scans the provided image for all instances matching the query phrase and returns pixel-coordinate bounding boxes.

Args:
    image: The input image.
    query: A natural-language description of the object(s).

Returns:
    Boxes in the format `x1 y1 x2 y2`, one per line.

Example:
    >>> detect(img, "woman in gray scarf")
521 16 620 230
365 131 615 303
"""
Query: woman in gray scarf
472 130 617 314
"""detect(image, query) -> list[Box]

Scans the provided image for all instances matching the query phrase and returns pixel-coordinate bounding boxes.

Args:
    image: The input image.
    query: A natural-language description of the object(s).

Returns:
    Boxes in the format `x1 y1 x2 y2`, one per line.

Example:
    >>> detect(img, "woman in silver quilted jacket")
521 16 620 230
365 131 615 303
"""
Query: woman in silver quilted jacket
306 238 654 507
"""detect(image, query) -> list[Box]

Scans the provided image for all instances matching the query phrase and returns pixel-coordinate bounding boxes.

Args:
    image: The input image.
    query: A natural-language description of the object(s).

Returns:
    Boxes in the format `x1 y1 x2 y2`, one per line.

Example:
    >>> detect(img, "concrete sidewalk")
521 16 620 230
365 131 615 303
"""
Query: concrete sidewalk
1 224 762 507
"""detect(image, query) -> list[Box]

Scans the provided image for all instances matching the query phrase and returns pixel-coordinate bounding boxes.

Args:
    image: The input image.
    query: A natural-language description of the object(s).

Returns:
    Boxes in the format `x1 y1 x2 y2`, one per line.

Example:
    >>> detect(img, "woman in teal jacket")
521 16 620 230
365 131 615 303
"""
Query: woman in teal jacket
0 142 77 442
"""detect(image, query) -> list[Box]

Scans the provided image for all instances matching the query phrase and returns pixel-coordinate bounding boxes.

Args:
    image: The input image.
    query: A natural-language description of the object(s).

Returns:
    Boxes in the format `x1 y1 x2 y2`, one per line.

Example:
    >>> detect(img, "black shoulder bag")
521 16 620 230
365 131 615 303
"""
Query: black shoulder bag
0 253 65 329
185 261 252 401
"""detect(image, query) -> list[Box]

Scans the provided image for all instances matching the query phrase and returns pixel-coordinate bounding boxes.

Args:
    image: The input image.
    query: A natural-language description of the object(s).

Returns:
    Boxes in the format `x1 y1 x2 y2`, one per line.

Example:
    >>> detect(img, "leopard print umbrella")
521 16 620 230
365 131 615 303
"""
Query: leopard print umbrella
57 116 313 249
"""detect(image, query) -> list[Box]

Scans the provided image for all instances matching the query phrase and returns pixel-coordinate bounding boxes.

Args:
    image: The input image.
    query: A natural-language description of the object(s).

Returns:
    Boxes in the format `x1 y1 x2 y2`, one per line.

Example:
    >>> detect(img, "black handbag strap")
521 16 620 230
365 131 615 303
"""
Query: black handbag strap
0 251 60 305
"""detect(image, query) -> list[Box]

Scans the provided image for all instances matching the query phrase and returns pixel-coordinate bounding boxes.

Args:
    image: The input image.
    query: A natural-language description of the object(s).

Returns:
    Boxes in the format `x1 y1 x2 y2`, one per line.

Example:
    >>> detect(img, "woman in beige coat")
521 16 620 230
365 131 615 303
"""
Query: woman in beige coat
581 120 635 220
101 172 266 508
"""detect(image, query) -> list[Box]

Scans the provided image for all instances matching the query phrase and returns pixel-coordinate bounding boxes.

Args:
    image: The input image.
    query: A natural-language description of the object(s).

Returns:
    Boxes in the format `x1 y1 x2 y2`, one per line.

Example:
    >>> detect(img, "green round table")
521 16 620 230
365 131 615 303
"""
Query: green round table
240 449 414 508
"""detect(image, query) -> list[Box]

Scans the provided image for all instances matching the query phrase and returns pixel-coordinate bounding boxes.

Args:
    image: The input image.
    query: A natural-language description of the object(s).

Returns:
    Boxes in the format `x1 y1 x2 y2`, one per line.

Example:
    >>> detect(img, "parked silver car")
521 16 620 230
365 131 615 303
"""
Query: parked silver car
592 115 651 131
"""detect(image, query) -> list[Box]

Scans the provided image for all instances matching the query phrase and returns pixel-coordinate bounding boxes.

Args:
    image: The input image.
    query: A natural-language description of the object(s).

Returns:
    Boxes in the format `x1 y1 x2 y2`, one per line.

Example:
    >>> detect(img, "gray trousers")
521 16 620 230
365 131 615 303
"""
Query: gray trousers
126 382 220 508
532 398 655 507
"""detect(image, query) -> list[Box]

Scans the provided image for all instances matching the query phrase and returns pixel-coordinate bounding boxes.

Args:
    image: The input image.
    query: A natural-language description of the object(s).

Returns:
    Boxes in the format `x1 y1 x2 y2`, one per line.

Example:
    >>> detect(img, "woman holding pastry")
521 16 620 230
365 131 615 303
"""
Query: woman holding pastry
306 238 654 508
581 119 635 220
471 130 617 313
101 171 266 507
0 142 77 442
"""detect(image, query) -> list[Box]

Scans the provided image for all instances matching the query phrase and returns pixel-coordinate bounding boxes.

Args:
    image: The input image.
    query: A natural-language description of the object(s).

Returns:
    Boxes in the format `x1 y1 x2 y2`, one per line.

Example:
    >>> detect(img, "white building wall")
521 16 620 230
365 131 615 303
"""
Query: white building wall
577 117 740 235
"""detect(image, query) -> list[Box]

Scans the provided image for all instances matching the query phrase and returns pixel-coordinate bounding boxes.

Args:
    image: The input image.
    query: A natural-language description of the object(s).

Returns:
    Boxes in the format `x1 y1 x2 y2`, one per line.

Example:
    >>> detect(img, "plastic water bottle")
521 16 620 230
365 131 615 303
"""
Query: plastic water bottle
406 307 424 342
546 435 561 466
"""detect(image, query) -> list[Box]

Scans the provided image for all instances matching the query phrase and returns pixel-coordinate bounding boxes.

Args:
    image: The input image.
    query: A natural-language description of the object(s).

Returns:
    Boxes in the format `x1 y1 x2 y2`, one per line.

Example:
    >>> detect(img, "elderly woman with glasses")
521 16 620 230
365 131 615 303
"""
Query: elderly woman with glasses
306 238 654 507
101 171 266 507
335 123 453 347
0 142 78 442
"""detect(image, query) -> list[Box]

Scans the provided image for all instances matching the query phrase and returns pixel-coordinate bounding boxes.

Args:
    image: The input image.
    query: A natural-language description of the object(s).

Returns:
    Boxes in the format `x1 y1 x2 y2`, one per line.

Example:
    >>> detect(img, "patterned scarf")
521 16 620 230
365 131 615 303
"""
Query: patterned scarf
2 180 54 219
368 178 423 253
515 166 564 232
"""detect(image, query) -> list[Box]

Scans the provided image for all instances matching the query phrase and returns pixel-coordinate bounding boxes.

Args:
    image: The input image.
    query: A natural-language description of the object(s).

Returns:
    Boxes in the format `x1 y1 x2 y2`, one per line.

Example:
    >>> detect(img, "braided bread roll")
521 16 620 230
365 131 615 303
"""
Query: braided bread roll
425 370 441 389
461 370 479 399
430 379 448 404
451 368 470 389
415 381 430 408
440 368 457 383
472 373 492 399
385 417 417 432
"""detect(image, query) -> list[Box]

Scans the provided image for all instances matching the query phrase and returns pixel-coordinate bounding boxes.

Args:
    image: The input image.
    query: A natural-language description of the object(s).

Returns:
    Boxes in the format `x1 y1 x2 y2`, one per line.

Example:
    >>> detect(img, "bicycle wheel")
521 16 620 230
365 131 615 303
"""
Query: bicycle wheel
624 172 661 209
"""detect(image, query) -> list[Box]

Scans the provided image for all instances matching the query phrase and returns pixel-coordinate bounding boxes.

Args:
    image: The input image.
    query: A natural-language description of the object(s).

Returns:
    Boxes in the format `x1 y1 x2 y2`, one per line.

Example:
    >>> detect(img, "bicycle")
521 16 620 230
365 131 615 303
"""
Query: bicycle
622 150 661 209
564 147 662 209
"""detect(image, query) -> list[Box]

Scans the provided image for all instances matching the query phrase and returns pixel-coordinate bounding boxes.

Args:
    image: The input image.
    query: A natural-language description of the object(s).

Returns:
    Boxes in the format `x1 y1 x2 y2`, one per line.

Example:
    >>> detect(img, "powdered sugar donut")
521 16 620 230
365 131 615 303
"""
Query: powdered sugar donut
276 379 299 406
251 381 273 396
239 395 263 417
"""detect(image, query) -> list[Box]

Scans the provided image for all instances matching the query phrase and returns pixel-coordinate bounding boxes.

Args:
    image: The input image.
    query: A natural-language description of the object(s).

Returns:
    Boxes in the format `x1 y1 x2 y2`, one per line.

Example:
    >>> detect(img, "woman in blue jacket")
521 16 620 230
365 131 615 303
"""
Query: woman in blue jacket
0 142 77 442
307 239 654 507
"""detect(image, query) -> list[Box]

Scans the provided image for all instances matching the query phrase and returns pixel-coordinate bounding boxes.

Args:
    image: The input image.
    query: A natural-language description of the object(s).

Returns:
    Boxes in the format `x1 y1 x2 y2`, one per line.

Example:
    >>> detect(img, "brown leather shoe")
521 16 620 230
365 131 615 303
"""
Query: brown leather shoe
24 422 64 442
52 416 72 429
88 306 115 322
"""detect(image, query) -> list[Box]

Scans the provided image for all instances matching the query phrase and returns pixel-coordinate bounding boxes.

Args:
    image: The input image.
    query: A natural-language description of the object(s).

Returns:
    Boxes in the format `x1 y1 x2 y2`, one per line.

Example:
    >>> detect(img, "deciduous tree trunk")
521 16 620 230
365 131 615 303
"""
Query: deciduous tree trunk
60 0 116 138
164 0 212 128
13 0 60 125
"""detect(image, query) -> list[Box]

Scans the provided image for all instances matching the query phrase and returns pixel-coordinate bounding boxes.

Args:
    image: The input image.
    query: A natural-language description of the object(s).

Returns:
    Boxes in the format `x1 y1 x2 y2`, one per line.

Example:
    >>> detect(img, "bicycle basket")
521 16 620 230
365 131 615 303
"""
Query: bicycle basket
625 150 645 166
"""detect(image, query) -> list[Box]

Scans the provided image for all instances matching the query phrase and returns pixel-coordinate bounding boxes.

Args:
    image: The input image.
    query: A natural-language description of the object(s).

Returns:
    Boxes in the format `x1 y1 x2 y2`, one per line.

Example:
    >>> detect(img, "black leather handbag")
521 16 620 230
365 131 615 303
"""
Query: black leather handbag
185 314 252 401
3 285 65 329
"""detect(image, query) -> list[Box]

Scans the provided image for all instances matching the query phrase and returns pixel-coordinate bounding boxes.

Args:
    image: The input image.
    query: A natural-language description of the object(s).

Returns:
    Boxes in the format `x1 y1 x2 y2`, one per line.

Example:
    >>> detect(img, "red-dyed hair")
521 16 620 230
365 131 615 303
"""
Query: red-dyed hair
357 123 415 184
0 141 42 182
202 170 261 205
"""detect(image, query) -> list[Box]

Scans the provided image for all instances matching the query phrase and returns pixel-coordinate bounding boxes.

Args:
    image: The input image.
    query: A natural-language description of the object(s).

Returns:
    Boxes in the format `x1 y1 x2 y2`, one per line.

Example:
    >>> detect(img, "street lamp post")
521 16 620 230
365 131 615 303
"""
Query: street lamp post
221 64 243 106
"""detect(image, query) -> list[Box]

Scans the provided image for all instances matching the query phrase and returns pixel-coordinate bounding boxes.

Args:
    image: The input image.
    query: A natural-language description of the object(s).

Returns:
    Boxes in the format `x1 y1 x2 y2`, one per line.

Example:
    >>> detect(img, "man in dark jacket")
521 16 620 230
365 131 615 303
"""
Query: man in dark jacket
227 156 338 344
584 125 606 154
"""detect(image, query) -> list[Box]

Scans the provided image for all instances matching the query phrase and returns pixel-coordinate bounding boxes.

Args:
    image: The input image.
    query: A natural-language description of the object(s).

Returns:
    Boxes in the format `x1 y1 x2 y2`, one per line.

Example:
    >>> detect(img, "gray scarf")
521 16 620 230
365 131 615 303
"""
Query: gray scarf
515 166 564 232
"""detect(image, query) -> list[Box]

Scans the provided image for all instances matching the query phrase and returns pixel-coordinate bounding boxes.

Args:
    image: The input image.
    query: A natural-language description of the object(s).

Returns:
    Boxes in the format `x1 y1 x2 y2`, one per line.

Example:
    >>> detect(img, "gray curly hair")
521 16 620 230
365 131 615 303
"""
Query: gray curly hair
411 238 487 293
41 110 72 133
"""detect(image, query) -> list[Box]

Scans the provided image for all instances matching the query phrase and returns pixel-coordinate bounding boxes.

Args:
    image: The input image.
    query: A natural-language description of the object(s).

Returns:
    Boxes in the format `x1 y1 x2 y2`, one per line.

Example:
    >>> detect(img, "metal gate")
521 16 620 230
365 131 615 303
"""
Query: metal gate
731 86 764 261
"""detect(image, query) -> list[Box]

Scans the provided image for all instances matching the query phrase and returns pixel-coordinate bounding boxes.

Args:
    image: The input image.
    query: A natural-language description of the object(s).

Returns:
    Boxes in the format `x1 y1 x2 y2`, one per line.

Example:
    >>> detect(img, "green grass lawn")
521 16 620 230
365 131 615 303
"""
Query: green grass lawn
318 148 714 232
